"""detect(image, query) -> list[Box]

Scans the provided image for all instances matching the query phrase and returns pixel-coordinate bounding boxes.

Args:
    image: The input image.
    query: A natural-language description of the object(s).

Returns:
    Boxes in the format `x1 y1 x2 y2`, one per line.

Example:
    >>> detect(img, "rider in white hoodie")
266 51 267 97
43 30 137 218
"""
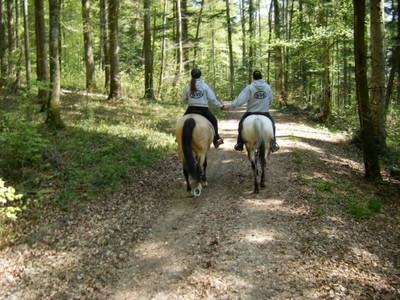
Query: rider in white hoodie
182 68 224 148
223 70 279 152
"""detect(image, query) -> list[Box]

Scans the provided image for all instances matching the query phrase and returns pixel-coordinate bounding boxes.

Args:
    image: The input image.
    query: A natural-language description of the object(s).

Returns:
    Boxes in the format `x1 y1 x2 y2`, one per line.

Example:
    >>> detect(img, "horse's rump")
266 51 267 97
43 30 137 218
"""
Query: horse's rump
176 114 214 155
241 114 274 193
242 114 274 150
176 114 214 196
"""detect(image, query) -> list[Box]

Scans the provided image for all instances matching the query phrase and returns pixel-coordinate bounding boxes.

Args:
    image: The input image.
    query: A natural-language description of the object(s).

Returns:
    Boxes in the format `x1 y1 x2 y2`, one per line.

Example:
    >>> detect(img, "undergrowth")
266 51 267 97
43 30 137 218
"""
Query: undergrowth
0 90 183 218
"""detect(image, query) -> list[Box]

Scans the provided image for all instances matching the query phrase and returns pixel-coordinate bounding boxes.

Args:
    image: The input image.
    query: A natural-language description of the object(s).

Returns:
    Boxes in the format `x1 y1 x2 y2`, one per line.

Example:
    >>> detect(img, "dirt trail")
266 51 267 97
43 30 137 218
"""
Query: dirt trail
1 109 399 299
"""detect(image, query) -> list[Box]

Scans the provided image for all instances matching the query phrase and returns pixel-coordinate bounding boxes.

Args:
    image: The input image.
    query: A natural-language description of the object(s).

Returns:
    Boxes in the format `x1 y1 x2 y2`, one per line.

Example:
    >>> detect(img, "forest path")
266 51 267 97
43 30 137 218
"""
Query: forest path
1 109 399 299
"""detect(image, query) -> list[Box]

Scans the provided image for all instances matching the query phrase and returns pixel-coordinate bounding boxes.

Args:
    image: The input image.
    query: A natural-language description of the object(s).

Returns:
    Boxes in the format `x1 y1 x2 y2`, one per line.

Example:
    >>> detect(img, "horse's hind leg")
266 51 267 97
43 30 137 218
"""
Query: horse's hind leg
201 156 208 187
251 160 260 193
260 150 267 188
260 158 266 188
183 168 192 197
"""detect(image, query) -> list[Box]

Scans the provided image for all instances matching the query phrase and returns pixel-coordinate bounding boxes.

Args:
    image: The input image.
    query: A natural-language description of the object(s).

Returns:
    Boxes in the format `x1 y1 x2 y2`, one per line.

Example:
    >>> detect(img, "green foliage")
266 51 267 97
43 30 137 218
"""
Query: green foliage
0 179 25 221
292 150 305 180
347 197 382 220
0 92 183 212
314 179 333 192
0 122 49 170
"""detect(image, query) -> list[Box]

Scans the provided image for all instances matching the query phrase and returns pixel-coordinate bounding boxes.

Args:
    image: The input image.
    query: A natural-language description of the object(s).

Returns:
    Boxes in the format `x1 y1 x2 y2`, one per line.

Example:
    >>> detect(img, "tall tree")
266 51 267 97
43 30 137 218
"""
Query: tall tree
143 0 154 100
0 0 6 78
319 0 331 120
175 0 183 79
46 0 65 129
157 0 167 98
100 0 110 89
248 0 255 73
22 0 31 85
353 0 381 181
34 0 49 109
107 0 121 100
181 0 189 72
82 0 96 91
193 0 204 65
369 0 386 148
6 0 15 83
225 0 234 99
273 0 285 106
240 0 247 73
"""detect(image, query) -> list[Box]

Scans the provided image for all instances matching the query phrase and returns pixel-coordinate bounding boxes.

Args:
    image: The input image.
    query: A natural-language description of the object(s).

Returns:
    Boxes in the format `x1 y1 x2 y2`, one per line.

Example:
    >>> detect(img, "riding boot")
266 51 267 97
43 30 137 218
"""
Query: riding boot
234 122 245 151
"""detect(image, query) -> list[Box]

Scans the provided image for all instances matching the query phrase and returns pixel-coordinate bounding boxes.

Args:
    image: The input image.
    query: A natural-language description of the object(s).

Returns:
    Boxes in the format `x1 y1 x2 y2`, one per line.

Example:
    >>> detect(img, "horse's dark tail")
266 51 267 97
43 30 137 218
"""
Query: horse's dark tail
182 118 198 180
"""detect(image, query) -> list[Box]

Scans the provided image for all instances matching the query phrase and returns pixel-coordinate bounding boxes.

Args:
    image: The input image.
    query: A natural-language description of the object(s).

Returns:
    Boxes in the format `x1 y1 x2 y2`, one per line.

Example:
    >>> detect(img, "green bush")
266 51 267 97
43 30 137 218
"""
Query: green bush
347 197 383 220
0 121 49 169
0 179 25 221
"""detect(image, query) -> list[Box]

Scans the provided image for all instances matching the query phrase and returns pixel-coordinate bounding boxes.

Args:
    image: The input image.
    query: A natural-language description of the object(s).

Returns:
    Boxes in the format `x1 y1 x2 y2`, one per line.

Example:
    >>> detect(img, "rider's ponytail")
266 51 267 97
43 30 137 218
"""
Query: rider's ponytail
190 78 197 93
190 68 201 94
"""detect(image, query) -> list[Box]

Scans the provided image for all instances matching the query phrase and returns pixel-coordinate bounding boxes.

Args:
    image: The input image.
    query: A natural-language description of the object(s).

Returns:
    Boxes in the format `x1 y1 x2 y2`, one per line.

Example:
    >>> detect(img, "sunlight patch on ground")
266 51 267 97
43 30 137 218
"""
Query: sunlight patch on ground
242 198 284 211
135 241 172 260
240 229 276 244
321 155 363 171
188 269 252 297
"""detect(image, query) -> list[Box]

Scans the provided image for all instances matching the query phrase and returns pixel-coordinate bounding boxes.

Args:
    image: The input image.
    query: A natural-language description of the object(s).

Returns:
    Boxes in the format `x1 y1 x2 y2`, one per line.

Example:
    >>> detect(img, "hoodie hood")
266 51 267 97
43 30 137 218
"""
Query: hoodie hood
252 79 268 91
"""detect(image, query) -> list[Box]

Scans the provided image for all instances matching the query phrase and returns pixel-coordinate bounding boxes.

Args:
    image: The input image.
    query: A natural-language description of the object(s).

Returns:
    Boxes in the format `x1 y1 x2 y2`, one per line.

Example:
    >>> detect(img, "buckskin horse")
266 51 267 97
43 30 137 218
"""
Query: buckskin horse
176 114 214 197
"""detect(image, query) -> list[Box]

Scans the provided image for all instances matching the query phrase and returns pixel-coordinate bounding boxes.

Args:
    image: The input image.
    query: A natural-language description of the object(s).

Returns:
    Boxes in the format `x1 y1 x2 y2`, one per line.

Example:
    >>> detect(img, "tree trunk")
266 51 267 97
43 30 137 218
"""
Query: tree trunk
107 0 121 100
385 46 399 111
273 0 285 106
319 0 331 121
34 0 49 109
100 0 110 89
240 0 247 75
225 0 234 99
176 0 183 79
369 0 386 148
46 0 64 129
15 0 22 88
157 0 167 99
248 0 255 73
0 0 6 78
143 0 154 100
353 0 381 181
6 0 15 83
82 0 96 91
181 0 189 72
266 0 273 82
193 0 204 65
22 0 31 86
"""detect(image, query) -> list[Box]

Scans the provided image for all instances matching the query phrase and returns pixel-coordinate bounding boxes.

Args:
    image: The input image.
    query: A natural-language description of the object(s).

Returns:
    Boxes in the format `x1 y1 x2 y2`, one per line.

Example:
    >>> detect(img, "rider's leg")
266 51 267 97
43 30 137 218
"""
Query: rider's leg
235 112 252 151
265 113 279 152
202 109 220 141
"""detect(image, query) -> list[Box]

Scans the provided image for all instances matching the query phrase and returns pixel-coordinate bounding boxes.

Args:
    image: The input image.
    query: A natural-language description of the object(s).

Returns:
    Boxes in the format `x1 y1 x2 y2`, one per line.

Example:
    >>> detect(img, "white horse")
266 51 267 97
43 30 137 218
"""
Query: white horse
241 114 274 193
176 114 214 197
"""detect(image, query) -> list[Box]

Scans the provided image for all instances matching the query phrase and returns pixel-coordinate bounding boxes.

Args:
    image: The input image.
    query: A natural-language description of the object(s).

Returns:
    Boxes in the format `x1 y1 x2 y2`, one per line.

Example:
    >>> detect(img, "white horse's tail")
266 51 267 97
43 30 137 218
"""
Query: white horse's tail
254 118 265 151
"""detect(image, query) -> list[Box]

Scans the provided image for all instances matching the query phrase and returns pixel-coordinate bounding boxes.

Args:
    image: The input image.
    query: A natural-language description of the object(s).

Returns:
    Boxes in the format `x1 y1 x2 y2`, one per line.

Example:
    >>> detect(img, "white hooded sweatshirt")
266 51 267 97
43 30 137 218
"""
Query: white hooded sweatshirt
227 79 273 112
182 79 223 108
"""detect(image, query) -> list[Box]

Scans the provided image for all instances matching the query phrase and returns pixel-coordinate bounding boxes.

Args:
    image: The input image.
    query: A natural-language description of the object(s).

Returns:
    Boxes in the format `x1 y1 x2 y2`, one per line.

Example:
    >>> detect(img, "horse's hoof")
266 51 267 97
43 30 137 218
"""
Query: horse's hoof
260 182 265 188
254 189 260 194
193 187 202 197
201 181 208 187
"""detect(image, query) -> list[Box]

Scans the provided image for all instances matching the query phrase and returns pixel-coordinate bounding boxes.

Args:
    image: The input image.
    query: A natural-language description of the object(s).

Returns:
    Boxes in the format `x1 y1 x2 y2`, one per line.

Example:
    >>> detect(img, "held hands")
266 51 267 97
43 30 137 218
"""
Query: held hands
221 102 229 111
